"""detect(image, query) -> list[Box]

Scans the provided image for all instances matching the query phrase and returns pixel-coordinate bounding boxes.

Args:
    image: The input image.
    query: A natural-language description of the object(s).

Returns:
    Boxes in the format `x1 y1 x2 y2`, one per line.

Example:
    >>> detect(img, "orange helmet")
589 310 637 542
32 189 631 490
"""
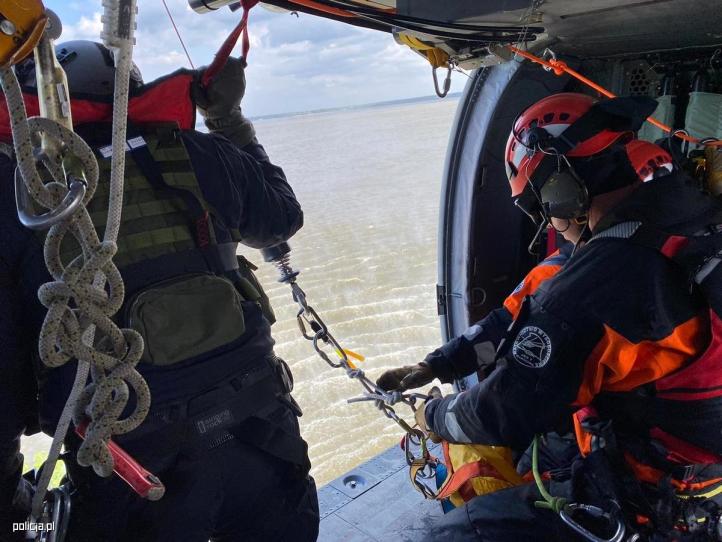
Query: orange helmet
505 93 664 222
505 93 632 198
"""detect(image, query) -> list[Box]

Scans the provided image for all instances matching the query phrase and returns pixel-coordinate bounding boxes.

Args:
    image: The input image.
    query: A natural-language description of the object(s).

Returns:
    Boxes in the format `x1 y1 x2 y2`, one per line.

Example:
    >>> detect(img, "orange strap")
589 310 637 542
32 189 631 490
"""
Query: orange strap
201 0 258 88
286 0 355 17
507 46 722 148
435 460 508 500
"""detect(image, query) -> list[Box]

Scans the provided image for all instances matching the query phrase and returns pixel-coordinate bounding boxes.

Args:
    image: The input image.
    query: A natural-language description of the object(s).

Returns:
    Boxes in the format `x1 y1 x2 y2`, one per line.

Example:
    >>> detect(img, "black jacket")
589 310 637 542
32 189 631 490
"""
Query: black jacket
426 174 714 455
0 129 302 513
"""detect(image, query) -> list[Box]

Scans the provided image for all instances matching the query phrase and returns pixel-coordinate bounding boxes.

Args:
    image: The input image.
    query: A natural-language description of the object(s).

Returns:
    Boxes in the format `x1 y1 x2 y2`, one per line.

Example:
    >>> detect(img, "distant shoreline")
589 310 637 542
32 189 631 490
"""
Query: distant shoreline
249 92 462 122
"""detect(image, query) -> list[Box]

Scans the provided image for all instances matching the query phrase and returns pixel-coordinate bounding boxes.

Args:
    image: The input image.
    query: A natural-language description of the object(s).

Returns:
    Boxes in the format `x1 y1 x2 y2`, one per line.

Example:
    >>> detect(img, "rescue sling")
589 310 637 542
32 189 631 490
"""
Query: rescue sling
432 442 523 510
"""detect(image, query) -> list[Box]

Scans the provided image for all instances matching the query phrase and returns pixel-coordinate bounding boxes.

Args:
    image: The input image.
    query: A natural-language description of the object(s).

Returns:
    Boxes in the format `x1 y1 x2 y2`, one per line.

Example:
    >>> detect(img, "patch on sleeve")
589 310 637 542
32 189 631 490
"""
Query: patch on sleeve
512 326 552 368
511 279 525 295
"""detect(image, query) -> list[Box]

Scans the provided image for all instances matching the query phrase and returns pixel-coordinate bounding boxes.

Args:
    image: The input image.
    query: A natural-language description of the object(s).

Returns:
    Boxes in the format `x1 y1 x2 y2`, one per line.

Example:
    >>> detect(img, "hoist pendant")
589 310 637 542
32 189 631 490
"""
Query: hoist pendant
0 0 47 69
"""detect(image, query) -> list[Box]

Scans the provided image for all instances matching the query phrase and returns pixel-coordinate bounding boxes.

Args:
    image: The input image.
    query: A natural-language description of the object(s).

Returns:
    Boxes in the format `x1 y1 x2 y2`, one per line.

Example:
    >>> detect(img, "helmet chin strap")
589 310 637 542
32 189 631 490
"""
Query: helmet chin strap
527 215 550 255
570 222 590 257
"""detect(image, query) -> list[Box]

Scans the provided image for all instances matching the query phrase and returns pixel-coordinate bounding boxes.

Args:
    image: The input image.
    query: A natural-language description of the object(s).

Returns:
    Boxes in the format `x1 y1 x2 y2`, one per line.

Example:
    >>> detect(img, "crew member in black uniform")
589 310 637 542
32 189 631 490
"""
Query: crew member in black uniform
0 41 318 542
377 221 583 394
380 92 722 541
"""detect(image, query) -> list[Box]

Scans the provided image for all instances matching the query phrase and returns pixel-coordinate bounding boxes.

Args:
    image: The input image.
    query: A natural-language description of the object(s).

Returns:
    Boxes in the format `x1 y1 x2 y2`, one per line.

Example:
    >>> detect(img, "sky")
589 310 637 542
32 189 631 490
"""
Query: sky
47 1 468 117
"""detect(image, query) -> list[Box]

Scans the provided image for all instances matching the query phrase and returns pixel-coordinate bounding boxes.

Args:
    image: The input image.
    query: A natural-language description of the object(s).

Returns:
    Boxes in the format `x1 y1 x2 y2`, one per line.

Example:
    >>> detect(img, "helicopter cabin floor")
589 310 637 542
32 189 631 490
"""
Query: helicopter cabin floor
318 443 443 541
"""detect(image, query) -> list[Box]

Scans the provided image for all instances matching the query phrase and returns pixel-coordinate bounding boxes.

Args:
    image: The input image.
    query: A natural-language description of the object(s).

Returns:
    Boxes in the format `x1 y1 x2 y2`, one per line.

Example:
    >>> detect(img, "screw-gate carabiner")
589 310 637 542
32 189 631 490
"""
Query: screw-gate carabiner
559 503 626 542
15 167 86 230
432 62 452 98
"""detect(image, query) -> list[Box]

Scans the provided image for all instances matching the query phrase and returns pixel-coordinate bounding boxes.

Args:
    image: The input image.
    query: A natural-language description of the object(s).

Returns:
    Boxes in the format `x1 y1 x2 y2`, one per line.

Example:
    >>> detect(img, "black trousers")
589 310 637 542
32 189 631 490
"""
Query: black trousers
418 482 589 542
421 434 587 542
65 401 319 542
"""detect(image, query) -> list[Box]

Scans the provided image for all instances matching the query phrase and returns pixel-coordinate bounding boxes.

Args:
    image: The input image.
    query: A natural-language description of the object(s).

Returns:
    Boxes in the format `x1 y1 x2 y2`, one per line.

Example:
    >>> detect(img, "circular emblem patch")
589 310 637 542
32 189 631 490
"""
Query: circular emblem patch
512 326 552 368
511 279 525 295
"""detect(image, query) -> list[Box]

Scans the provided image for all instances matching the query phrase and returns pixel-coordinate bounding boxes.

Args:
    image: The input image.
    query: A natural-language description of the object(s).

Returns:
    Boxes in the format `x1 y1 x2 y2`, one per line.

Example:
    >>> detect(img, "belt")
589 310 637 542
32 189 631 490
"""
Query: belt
127 355 290 444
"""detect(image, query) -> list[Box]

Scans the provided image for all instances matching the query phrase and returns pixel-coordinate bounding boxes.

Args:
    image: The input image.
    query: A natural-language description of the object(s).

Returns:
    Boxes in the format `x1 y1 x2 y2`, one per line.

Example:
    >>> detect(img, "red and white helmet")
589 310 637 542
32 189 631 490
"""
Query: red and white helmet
505 93 634 197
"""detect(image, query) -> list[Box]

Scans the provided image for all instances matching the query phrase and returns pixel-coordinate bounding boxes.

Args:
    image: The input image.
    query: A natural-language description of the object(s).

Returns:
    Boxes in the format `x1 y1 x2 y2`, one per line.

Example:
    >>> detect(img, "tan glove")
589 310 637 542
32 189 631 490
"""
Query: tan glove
192 56 256 148
415 386 443 443
376 362 434 392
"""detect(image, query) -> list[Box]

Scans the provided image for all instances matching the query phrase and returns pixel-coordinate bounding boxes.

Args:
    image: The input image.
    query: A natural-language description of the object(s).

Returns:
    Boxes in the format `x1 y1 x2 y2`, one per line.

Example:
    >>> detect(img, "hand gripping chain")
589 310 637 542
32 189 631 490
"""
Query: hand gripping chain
262 243 436 476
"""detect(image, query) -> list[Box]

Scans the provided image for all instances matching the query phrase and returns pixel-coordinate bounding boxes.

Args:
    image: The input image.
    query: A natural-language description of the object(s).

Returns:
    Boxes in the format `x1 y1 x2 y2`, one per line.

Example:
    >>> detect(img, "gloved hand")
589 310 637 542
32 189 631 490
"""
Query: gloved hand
415 386 443 443
192 56 256 148
376 362 434 392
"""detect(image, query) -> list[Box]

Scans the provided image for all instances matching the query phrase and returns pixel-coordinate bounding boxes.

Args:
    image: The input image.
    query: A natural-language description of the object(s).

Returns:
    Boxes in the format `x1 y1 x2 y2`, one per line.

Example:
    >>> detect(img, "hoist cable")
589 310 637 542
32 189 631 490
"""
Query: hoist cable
162 0 195 69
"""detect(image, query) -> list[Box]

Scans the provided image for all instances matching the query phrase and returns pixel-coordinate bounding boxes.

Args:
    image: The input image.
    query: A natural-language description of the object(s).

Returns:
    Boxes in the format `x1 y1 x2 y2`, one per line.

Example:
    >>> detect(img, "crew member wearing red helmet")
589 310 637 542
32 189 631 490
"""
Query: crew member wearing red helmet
396 92 722 540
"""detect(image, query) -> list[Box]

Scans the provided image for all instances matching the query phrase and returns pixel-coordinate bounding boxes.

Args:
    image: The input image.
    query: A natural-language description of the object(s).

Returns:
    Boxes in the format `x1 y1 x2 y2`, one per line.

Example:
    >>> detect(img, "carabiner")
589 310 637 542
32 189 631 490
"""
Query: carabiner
559 503 626 542
43 483 71 542
15 167 86 230
432 62 452 98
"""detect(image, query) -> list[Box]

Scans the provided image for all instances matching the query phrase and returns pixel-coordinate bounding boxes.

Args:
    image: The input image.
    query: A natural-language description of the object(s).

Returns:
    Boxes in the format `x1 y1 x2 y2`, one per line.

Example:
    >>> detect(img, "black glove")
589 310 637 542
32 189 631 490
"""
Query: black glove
192 56 256 148
376 362 435 392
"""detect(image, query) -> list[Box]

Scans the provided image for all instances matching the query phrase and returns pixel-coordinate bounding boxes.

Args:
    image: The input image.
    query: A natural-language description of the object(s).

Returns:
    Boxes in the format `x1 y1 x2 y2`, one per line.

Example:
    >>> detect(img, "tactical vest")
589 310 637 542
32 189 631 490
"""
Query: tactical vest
55 123 275 366
36 122 311 474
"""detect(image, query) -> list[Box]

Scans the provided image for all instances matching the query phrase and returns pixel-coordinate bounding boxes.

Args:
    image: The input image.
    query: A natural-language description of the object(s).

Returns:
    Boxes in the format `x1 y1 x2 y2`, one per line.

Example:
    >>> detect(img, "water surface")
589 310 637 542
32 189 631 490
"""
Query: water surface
21 97 460 487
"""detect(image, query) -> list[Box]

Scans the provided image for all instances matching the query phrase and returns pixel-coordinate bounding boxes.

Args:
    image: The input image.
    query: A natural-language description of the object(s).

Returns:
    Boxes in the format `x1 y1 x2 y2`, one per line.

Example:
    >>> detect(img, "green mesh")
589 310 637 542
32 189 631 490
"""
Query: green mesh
639 95 675 143
59 125 209 267
685 92 722 141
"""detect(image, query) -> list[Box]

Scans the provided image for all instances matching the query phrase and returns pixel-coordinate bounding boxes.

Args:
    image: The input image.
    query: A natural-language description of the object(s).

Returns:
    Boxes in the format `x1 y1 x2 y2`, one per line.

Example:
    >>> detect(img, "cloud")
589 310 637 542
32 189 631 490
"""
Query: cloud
48 0 467 116
59 12 102 41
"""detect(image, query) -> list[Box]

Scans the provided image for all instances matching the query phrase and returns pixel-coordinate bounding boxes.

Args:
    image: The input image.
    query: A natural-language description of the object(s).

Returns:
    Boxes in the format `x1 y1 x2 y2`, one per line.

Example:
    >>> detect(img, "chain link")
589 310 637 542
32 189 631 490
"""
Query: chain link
268 250 434 470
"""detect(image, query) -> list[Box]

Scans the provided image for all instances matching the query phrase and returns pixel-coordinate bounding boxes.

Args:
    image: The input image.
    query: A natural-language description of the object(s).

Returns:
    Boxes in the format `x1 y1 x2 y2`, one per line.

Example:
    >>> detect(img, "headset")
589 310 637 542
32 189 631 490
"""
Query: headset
513 124 591 226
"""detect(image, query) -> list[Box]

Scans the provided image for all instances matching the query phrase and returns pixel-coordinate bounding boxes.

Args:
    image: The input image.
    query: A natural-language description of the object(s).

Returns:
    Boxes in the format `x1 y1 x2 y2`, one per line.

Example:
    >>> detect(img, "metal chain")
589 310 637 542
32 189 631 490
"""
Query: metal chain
266 247 437 483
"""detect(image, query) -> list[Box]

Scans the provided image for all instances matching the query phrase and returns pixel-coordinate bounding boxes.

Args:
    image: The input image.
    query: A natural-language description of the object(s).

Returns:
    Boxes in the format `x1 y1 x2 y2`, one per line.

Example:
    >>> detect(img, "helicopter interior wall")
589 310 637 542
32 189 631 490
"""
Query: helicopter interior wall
465 62 573 326
439 60 572 390
443 46 722 393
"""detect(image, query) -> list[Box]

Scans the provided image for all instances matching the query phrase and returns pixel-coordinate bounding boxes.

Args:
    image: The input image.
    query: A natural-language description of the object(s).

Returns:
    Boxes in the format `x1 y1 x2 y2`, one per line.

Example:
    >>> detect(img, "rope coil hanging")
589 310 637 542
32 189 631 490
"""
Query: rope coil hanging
0 0 159 520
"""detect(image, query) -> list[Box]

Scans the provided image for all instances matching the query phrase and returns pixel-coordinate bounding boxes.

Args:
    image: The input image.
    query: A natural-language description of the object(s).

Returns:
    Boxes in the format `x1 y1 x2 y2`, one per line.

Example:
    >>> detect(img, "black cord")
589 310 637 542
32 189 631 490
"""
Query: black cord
322 0 544 34
352 12 534 43
264 0 539 43
570 222 590 258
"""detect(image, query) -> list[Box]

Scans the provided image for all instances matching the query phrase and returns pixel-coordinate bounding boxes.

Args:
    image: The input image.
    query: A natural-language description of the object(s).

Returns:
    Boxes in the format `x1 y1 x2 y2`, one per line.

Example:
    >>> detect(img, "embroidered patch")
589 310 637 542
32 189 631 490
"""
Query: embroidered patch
512 326 552 368
511 279 525 295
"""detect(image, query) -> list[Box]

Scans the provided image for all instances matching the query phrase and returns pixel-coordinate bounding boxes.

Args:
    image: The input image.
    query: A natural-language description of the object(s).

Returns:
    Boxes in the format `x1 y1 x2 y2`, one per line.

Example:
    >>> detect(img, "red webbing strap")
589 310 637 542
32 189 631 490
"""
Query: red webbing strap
201 0 259 88
75 421 165 500
435 460 507 500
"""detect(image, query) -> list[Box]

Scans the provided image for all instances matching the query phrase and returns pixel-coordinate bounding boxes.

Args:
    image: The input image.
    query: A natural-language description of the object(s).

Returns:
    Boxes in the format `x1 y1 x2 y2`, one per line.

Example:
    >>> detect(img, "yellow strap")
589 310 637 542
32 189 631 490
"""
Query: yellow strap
409 458 437 499
397 33 449 69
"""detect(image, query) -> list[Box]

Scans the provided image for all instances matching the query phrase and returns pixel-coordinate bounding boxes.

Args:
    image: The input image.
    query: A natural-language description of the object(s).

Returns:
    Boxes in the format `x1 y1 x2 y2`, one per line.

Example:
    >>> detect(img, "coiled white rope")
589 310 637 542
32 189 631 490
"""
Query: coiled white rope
0 0 150 520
